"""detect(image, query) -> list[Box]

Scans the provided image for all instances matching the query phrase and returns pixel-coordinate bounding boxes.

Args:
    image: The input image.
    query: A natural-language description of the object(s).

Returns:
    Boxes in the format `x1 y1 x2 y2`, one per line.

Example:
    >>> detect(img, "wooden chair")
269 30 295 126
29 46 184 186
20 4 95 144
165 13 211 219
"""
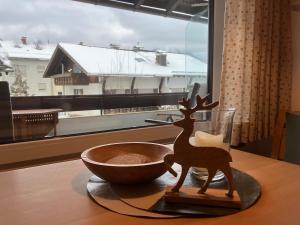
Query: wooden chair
271 110 286 159
271 110 300 164
0 81 14 144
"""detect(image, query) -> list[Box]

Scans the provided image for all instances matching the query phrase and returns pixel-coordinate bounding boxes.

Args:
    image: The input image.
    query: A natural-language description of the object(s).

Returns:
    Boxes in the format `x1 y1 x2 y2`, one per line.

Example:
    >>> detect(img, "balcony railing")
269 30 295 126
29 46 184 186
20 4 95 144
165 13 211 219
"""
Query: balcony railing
11 92 188 111
4 92 188 143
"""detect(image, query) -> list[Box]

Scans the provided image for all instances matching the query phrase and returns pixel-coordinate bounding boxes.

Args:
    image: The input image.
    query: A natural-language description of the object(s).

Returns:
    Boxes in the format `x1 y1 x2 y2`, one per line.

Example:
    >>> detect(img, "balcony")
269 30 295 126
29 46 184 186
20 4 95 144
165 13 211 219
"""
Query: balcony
9 92 187 142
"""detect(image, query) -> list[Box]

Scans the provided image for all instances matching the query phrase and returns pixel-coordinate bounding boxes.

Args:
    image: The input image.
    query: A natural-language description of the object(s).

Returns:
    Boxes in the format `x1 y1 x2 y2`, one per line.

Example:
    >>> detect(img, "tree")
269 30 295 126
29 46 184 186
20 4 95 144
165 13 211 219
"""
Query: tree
10 74 29 96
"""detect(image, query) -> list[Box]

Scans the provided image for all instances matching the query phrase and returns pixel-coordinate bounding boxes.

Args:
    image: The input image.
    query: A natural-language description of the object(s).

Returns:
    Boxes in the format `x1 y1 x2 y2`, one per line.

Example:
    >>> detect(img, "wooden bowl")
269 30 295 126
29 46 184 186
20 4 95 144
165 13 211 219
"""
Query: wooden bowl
81 142 172 184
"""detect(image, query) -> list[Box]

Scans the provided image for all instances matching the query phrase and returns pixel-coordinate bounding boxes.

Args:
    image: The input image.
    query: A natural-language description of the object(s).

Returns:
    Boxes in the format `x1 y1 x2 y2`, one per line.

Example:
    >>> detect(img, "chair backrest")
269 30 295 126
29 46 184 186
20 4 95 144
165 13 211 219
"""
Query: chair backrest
284 112 300 164
271 110 286 159
271 111 300 164
0 81 14 144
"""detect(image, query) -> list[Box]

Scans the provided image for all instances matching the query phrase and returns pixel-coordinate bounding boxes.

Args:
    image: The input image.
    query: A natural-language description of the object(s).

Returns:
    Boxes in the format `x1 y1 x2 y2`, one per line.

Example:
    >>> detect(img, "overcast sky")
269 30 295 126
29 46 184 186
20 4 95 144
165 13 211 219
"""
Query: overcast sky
0 0 208 53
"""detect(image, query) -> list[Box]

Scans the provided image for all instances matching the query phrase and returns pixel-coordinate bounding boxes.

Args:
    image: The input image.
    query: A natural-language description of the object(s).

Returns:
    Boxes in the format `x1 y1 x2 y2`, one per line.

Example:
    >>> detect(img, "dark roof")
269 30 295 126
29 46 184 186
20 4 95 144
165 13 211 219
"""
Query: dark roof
74 0 209 21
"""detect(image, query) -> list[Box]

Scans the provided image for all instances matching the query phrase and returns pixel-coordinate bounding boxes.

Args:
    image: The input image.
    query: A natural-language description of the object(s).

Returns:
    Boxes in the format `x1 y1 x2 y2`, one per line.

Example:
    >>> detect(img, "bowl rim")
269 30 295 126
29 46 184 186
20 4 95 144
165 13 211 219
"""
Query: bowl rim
81 142 172 167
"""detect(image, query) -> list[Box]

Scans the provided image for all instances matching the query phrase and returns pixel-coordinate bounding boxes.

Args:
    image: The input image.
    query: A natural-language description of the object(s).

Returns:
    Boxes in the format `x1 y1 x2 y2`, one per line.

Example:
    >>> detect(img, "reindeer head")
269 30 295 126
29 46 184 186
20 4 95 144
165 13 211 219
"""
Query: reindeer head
174 95 219 129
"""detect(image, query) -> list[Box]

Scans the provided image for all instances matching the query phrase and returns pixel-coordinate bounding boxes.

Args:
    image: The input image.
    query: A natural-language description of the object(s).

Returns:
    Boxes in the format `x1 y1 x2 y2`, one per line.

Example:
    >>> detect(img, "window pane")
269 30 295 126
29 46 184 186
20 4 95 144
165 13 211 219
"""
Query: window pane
0 0 211 143
186 12 209 97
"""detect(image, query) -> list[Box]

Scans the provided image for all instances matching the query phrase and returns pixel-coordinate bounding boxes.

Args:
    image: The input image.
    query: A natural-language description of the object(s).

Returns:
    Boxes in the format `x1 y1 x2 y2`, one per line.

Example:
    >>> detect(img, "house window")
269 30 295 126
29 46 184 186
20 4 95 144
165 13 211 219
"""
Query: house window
74 89 83 95
104 90 117 95
38 83 47 91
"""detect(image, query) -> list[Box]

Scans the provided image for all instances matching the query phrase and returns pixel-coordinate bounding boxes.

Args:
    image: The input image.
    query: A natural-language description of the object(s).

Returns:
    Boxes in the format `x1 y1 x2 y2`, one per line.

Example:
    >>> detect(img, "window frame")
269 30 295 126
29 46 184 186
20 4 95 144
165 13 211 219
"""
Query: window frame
207 0 215 102
0 0 215 159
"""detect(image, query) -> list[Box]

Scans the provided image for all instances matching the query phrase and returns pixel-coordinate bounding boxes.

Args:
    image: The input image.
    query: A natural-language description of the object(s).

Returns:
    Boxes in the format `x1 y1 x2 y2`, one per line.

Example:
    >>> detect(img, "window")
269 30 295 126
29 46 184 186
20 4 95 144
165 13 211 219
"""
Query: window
0 0 213 143
104 89 117 95
73 89 83 95
38 83 47 91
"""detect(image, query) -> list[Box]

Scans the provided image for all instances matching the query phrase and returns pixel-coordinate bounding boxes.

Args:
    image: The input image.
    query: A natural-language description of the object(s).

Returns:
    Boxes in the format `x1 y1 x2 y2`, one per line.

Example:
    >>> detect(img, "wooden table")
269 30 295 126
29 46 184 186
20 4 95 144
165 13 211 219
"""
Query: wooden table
12 109 62 140
0 149 300 225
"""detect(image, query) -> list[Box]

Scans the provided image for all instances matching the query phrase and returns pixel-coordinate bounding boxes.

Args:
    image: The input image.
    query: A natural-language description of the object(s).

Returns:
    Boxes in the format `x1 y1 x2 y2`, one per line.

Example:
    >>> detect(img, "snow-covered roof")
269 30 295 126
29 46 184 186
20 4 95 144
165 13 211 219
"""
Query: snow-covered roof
45 43 207 78
0 41 55 60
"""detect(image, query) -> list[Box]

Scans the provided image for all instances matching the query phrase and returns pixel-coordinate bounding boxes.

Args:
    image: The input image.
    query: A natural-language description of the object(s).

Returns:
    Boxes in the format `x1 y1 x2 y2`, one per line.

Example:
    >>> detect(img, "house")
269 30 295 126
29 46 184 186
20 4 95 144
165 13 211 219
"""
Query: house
44 43 208 96
0 38 55 96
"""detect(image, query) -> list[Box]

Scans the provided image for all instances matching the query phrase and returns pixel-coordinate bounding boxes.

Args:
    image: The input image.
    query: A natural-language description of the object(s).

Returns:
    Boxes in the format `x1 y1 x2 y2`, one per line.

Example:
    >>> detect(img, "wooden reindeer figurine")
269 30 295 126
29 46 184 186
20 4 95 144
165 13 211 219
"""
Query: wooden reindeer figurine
164 95 235 198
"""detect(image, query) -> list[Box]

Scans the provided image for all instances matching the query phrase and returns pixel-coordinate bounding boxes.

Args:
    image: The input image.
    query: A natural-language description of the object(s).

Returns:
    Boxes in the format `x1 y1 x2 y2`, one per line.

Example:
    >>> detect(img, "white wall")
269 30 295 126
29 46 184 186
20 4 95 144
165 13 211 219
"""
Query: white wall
3 58 53 96
58 75 206 95
134 77 161 89
63 83 102 95
106 77 132 90
291 0 300 111
166 77 187 89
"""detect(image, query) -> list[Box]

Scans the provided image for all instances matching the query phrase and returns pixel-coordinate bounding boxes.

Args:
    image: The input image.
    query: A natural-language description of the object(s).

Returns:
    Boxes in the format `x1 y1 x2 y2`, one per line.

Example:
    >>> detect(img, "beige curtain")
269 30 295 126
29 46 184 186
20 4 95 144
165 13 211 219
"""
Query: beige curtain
220 0 293 146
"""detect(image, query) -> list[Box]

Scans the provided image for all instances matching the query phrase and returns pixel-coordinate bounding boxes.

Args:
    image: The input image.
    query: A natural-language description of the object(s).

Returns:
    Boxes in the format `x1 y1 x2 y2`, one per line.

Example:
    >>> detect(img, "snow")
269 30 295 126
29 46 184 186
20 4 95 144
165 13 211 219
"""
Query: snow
57 43 207 78
0 41 55 60
0 40 208 78
0 51 11 67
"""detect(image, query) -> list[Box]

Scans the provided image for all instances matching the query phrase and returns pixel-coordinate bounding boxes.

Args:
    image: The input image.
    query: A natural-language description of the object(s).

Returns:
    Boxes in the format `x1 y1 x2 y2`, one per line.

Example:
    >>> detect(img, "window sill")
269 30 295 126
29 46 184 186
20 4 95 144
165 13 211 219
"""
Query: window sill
0 125 180 166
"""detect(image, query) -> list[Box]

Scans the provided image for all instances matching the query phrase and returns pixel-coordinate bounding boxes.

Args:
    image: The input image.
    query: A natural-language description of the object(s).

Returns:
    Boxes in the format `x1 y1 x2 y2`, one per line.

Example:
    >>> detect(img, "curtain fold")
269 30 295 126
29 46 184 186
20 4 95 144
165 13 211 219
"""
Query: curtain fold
220 0 292 146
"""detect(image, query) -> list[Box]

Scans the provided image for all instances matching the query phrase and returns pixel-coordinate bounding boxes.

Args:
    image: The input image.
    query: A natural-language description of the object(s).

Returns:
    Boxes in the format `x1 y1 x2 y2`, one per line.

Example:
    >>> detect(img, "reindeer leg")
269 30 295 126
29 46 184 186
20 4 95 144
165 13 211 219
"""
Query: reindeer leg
171 166 189 192
166 164 177 177
164 154 177 177
198 168 217 194
221 165 234 198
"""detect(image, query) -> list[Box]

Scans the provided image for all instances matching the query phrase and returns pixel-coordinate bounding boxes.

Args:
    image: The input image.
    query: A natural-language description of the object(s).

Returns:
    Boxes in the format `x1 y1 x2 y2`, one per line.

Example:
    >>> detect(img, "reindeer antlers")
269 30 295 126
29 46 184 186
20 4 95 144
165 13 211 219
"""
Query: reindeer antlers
194 95 219 112
179 98 190 109
179 95 219 117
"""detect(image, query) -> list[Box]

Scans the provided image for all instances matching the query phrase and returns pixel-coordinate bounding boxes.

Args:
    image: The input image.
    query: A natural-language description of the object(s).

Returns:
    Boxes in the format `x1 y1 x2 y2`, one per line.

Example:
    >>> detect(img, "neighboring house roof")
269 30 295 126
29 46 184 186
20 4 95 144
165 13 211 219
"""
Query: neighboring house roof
0 41 55 60
44 43 207 78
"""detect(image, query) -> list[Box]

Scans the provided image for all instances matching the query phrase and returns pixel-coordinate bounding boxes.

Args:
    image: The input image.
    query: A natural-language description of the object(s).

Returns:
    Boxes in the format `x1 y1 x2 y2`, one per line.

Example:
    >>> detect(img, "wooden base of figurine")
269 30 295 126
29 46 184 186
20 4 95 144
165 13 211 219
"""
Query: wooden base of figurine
164 186 241 209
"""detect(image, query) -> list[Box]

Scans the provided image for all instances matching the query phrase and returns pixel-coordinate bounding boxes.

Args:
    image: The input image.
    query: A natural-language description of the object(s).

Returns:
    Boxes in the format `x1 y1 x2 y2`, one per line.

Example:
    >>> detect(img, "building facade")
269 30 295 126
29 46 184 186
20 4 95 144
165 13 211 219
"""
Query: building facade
0 39 54 96
0 39 208 98
44 43 208 96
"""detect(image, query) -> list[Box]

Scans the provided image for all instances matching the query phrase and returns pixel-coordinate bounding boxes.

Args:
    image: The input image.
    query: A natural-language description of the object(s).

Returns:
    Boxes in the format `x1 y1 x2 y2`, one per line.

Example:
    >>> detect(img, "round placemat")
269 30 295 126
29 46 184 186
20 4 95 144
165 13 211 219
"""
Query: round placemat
87 176 179 218
87 168 261 217
111 168 261 216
